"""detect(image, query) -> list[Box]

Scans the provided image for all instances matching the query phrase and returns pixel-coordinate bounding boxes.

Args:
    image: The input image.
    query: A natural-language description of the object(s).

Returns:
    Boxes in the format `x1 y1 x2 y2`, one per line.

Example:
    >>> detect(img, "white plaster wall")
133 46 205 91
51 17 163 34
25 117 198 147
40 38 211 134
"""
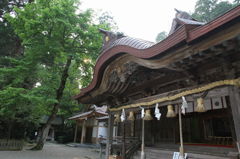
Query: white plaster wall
113 126 117 137
98 121 107 138
92 126 98 137
92 119 98 138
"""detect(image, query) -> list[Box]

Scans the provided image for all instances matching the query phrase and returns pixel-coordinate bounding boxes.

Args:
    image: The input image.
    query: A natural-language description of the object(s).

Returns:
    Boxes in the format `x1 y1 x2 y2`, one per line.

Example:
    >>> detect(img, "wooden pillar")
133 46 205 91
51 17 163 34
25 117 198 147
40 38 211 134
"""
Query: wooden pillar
140 119 145 159
179 105 184 158
96 120 99 144
105 114 114 159
131 120 135 137
114 124 118 137
74 121 78 142
51 128 55 141
229 86 240 154
122 122 126 159
81 120 86 144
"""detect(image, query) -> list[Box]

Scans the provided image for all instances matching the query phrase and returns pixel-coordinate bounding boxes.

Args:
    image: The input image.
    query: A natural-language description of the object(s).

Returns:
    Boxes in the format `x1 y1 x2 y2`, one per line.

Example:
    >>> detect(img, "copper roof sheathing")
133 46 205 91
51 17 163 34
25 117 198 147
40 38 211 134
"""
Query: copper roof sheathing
74 6 240 103
112 37 154 50
68 110 107 120
177 17 205 25
101 36 155 53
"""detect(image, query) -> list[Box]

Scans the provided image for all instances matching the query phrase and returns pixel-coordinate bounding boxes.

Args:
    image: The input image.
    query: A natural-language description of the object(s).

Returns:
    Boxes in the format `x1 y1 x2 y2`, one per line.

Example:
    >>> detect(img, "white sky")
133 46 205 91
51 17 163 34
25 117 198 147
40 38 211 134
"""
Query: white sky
81 0 198 42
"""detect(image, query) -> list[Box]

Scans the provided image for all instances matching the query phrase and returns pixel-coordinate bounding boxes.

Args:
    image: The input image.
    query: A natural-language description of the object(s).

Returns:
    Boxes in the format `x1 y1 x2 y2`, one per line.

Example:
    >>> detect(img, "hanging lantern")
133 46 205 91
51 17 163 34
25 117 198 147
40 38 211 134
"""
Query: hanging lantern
114 114 121 123
127 111 135 121
143 109 153 120
196 97 206 112
166 104 176 118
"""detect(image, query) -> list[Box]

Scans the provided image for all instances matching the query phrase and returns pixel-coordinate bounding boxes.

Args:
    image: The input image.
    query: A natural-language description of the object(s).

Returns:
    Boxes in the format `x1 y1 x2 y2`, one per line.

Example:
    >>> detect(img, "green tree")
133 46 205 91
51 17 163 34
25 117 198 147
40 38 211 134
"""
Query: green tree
155 31 167 42
1 52 43 138
98 11 118 32
192 0 236 22
234 0 240 4
0 87 44 139
6 0 113 149
0 50 43 139
0 0 28 57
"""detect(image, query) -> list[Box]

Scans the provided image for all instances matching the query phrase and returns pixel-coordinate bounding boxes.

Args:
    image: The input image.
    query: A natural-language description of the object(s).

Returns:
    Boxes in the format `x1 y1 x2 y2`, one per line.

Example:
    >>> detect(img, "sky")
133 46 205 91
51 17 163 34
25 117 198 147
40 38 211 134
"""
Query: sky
81 0 198 42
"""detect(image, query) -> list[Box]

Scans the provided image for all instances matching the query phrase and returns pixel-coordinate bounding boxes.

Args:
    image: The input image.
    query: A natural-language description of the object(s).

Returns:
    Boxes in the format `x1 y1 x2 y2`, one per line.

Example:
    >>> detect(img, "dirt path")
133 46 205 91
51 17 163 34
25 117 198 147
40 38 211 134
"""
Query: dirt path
0 142 100 159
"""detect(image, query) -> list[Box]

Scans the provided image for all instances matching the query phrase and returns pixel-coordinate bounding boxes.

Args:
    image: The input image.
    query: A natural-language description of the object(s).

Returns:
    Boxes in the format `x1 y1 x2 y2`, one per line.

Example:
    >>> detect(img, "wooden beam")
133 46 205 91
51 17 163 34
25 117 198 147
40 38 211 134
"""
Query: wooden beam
122 122 126 159
96 120 99 144
105 114 114 159
110 86 231 115
81 120 86 144
179 105 185 158
140 119 145 159
126 86 229 109
131 120 135 137
74 122 78 143
228 86 240 155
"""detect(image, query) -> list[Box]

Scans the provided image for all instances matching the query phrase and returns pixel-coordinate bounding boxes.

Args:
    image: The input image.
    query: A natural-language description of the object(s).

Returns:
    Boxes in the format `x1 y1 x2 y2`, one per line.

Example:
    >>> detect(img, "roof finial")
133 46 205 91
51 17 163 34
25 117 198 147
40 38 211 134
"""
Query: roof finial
169 9 204 35
99 28 125 51
174 8 180 13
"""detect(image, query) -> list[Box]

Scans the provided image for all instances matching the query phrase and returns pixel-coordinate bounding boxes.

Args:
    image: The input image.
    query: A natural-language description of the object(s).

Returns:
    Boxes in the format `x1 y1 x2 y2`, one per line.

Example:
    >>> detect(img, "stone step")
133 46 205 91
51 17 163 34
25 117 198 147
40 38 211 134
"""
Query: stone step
132 149 237 159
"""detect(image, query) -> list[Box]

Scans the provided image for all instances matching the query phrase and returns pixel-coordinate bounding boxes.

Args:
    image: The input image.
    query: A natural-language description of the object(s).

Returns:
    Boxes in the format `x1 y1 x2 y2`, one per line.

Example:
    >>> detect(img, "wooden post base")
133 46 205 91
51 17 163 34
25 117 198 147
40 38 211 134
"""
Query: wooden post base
179 146 184 159
140 151 146 159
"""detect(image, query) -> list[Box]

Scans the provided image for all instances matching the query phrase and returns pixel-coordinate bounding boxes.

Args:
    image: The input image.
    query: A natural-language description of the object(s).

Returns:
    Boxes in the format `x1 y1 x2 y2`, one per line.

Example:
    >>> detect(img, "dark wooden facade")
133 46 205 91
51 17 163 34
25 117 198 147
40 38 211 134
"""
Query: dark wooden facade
74 6 240 159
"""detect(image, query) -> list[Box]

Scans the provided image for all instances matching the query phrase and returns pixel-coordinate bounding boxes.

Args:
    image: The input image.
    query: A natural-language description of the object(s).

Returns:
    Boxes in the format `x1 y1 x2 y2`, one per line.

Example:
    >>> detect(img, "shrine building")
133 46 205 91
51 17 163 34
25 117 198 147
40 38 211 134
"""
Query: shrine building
74 6 240 159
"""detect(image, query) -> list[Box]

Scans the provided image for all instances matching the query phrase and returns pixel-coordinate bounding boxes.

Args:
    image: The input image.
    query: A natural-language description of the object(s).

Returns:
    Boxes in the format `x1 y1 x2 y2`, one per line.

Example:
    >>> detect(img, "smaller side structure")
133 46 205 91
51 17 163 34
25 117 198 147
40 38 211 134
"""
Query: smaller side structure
69 105 108 144
39 115 63 142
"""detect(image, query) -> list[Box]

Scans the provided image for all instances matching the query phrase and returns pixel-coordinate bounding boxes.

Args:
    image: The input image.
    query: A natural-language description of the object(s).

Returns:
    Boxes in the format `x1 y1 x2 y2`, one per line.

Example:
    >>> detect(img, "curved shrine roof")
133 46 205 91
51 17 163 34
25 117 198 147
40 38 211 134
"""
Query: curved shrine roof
74 6 240 103
106 36 155 51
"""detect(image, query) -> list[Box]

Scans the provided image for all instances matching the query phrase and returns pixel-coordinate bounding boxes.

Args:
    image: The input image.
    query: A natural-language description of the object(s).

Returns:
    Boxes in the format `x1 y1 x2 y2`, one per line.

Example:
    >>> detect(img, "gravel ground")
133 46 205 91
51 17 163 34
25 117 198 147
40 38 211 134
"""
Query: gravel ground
0 142 100 159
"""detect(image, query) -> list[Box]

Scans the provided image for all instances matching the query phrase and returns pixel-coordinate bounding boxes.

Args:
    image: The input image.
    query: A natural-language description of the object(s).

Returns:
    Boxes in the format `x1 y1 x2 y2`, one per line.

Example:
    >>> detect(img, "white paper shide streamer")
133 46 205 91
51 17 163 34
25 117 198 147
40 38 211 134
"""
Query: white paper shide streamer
154 103 161 120
120 109 126 122
140 107 145 119
181 96 188 114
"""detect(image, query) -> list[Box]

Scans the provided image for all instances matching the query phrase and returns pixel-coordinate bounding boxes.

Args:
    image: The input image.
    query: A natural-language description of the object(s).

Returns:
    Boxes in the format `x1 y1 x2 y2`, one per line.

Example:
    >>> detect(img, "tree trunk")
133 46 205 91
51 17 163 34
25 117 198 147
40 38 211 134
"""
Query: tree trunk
7 121 13 140
32 56 72 150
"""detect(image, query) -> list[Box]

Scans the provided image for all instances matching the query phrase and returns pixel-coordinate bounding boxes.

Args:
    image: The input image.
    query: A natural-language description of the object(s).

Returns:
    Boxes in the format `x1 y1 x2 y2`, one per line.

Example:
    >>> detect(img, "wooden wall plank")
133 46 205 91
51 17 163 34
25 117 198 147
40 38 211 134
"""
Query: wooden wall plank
228 86 240 154
105 114 114 159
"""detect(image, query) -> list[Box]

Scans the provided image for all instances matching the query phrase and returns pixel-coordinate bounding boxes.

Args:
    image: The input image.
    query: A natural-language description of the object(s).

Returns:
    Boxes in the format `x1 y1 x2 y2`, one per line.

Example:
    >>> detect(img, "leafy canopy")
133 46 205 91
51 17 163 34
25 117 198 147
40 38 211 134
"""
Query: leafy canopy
192 0 239 22
155 31 167 42
1 0 116 139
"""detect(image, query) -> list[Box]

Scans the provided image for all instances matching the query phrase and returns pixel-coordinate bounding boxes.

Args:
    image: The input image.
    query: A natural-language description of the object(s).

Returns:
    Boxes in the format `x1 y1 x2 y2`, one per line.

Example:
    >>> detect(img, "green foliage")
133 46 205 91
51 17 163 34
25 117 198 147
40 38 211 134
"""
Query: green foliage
234 0 240 4
0 57 37 89
0 87 44 124
192 0 237 22
5 0 102 108
0 0 27 56
98 11 118 32
0 22 22 56
155 31 167 42
0 0 117 140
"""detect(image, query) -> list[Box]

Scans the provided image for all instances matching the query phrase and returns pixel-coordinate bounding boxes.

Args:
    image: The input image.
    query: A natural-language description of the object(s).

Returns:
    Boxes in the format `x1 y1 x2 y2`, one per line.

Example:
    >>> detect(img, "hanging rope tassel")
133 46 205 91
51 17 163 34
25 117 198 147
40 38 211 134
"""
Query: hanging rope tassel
196 97 206 112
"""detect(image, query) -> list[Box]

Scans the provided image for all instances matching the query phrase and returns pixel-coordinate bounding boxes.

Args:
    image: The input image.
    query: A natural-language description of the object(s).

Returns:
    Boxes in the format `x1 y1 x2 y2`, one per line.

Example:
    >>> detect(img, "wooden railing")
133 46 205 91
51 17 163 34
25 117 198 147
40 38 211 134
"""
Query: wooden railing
100 136 141 159
111 136 140 159
206 136 233 145
0 139 24 150
125 138 141 159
